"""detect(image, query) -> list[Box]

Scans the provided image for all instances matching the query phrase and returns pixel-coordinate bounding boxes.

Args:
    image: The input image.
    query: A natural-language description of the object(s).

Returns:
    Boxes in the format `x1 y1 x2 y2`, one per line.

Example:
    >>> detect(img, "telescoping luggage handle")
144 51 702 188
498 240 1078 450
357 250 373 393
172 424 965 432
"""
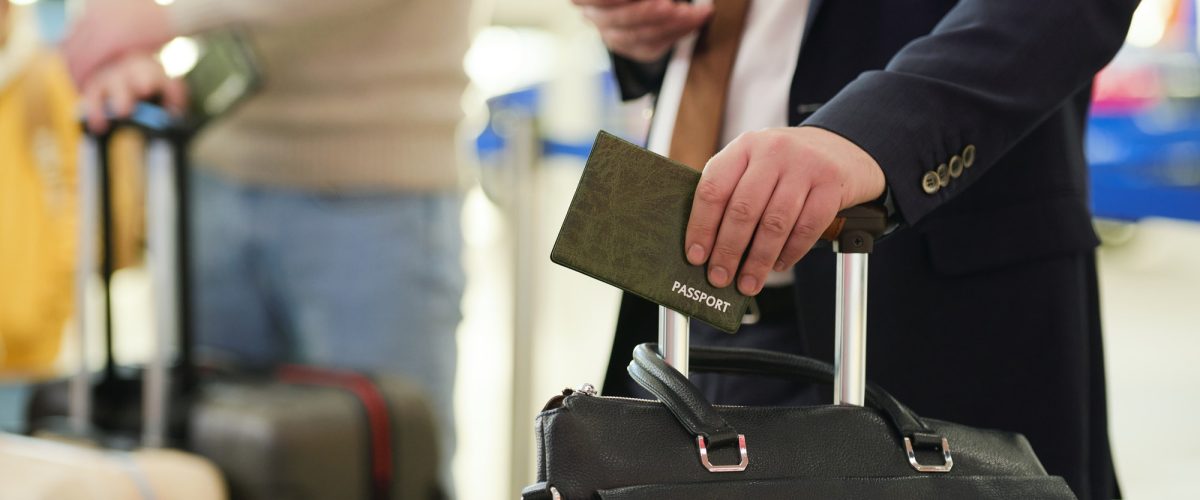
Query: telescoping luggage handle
825 204 888 407
656 204 887 404
70 119 193 448
653 204 956 474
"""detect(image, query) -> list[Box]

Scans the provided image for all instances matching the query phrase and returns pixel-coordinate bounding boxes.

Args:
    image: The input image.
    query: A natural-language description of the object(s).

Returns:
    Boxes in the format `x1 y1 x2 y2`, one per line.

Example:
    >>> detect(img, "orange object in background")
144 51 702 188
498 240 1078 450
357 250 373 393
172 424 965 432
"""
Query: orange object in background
0 4 79 376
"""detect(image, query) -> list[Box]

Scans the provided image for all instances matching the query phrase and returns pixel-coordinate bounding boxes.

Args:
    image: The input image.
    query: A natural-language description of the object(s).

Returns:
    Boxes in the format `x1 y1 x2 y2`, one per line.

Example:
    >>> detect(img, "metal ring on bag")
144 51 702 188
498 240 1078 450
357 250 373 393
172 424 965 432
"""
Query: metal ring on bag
697 434 749 473
904 436 954 473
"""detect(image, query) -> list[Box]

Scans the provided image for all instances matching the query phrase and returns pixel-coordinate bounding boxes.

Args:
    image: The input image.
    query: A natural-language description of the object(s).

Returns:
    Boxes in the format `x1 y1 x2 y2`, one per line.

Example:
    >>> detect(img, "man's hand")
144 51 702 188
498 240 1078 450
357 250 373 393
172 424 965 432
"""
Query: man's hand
572 0 712 63
63 0 174 85
81 52 187 134
685 127 887 296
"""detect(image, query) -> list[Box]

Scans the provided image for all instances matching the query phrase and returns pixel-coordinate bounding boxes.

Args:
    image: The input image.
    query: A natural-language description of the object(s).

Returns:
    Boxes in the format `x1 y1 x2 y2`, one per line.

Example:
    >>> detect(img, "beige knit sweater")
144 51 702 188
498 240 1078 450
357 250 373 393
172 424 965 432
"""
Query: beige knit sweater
167 0 472 192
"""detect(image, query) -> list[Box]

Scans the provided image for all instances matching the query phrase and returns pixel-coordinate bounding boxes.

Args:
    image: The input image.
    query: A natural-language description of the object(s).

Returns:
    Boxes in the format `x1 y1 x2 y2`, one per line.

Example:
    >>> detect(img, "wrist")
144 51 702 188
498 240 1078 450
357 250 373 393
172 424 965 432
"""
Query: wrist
796 125 886 209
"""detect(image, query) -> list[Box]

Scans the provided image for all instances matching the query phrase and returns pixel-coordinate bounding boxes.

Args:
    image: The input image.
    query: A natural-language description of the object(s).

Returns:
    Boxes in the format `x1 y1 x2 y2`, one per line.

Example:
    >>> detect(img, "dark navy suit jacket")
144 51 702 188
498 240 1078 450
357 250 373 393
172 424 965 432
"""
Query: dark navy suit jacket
602 1 1139 499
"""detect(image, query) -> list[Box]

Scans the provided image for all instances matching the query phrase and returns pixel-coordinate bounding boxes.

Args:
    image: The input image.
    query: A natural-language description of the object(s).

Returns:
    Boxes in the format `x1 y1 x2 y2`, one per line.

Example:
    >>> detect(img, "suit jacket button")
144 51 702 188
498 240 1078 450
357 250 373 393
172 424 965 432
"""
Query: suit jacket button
936 163 950 187
949 155 964 178
922 171 940 194
963 144 976 168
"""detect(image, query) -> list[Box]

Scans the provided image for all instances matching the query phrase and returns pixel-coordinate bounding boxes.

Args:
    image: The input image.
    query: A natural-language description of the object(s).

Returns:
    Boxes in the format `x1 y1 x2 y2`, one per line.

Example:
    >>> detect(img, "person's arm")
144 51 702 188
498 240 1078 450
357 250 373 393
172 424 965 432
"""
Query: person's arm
64 0 395 85
682 0 1138 296
164 0 395 35
571 0 712 100
801 0 1140 225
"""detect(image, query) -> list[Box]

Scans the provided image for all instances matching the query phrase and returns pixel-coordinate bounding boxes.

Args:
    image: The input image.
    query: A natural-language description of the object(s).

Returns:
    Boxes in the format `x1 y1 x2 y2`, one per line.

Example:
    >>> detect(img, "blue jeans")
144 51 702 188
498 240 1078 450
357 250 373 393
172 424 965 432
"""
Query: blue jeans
190 170 464 488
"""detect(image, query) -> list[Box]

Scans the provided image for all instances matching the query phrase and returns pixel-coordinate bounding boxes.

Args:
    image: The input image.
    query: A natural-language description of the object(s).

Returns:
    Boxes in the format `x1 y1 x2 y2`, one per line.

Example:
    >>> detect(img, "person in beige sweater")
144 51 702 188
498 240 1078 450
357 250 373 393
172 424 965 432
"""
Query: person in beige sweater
66 0 473 493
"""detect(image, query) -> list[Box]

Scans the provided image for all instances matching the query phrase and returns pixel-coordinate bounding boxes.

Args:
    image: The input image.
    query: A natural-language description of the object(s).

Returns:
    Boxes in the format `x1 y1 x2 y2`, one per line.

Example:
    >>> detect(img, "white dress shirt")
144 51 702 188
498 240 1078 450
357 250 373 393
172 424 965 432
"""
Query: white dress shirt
646 0 811 286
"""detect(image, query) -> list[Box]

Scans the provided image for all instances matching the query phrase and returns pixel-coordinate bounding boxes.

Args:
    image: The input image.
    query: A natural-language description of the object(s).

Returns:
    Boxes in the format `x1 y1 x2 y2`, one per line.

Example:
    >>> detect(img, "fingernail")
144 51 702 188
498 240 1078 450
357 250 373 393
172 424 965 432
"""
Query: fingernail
709 266 728 287
773 260 785 272
739 275 758 295
687 244 705 264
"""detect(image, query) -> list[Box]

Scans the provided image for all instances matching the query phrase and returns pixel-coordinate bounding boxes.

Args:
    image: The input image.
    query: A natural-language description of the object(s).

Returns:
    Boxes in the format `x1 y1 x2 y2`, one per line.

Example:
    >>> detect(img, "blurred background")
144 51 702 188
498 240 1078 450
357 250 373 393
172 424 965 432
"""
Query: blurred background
0 0 1197 498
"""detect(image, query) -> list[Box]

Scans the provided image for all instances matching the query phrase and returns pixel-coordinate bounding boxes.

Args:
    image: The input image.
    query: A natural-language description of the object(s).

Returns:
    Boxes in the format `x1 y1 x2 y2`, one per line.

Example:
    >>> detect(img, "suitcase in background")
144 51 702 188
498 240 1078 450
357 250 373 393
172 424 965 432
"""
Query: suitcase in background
2 129 226 500
25 121 197 447
26 111 446 499
192 366 443 500
23 29 260 440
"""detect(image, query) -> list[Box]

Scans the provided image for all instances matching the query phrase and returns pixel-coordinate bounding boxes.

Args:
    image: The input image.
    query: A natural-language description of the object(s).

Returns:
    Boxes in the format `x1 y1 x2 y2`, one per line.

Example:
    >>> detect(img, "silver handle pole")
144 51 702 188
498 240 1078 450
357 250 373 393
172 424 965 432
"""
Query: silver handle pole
834 252 868 406
143 139 176 448
70 137 98 435
658 307 689 375
502 110 539 496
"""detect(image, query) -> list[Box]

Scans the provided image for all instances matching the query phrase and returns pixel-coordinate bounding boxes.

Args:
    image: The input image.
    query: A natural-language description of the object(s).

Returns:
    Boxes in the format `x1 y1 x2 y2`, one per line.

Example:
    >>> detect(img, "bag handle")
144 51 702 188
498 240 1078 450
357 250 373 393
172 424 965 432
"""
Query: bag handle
628 344 740 449
627 343 941 450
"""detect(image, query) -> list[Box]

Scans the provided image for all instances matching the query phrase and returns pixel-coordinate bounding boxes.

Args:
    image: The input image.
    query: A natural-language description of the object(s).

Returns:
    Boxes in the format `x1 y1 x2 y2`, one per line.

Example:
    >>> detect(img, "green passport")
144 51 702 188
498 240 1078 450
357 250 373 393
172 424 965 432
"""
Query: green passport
551 131 751 333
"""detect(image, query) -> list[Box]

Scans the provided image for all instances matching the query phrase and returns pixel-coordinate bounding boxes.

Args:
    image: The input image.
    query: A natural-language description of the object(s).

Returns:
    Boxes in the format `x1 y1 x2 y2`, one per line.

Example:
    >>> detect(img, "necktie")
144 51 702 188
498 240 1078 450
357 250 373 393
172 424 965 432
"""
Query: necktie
669 0 752 171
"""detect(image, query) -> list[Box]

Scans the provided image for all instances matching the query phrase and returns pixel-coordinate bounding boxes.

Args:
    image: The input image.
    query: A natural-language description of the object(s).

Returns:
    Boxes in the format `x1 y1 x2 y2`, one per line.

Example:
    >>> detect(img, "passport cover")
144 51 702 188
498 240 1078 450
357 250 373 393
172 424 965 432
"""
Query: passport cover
551 131 751 333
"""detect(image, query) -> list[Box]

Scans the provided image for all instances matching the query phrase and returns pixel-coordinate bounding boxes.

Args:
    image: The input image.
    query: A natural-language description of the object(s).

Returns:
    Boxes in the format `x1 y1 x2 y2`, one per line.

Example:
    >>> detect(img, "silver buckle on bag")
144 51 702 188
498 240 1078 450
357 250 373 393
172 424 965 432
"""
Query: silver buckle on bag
904 436 954 473
697 434 749 473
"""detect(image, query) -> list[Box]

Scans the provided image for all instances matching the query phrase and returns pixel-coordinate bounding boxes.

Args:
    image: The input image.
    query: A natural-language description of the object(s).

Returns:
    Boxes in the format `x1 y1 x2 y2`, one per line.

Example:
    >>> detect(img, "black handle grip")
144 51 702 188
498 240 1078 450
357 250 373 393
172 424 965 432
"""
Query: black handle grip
81 102 190 139
819 204 889 253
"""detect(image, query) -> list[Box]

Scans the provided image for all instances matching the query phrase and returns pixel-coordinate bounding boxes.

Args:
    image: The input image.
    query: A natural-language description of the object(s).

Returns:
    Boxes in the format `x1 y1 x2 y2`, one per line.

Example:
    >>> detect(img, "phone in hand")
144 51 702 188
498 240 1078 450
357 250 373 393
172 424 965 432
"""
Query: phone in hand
120 31 262 134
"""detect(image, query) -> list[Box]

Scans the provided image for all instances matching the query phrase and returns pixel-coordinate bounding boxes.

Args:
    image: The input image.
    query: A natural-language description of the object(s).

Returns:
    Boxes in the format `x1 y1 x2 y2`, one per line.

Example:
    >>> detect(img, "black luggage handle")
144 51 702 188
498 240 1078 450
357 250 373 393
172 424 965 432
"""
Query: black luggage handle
68 122 195 446
819 204 889 253
627 343 937 451
89 122 194 378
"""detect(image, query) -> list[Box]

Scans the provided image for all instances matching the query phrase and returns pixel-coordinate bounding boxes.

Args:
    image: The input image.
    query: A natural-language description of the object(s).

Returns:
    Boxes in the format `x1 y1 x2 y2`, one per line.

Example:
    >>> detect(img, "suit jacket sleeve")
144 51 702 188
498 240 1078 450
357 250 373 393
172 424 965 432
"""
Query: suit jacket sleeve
801 0 1138 225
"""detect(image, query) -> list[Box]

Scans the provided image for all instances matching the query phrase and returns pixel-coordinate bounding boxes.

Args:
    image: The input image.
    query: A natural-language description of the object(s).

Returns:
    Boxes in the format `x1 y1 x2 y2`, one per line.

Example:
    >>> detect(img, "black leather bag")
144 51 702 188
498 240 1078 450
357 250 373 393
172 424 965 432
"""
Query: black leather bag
528 204 1076 499
521 343 1076 499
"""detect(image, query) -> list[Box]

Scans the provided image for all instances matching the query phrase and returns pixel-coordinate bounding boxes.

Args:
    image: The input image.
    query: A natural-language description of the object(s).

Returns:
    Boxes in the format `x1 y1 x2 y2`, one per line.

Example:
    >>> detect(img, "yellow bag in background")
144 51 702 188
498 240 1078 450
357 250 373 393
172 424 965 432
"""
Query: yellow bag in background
0 37 80 375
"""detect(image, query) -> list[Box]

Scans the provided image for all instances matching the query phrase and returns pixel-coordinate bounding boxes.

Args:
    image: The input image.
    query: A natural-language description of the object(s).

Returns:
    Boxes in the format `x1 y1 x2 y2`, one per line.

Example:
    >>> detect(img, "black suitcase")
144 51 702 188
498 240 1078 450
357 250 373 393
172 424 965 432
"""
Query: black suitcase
523 206 1077 499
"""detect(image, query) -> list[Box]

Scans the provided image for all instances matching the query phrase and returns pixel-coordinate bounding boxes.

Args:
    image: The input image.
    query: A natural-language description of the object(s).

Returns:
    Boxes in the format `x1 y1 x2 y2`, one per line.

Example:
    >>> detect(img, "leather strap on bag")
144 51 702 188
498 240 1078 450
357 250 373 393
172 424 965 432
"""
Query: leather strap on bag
629 344 741 449
520 482 556 500
684 344 934 438
628 343 936 446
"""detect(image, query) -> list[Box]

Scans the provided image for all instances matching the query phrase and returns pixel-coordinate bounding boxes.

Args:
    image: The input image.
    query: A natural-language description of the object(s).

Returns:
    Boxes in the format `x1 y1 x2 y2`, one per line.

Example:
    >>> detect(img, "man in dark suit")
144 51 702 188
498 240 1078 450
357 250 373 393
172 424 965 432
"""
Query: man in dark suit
573 0 1139 498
